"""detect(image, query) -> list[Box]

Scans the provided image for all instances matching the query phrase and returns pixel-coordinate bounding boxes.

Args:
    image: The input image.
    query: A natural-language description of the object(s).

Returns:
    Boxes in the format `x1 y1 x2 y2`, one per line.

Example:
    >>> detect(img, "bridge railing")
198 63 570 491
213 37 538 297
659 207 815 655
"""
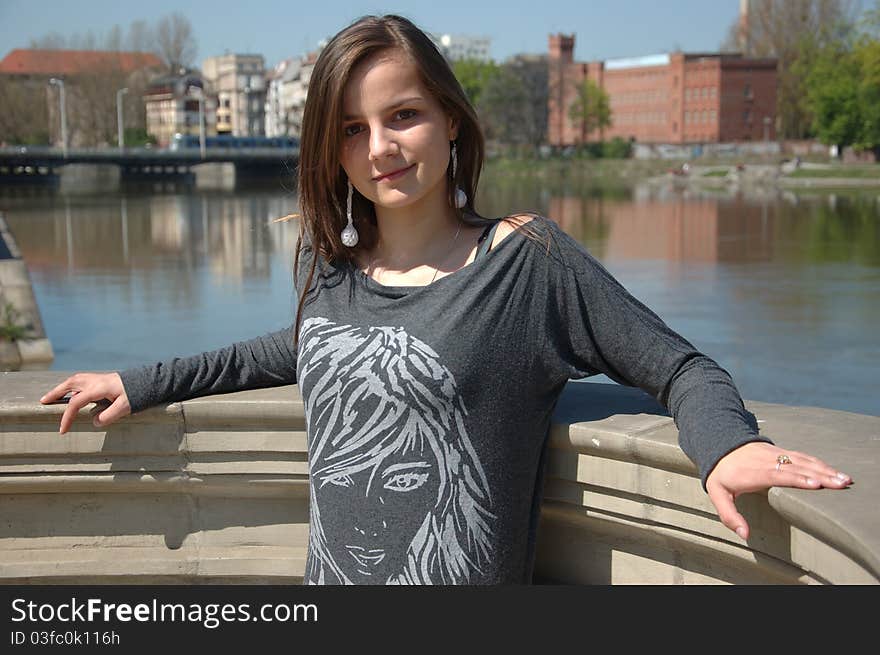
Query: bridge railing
1 371 877 584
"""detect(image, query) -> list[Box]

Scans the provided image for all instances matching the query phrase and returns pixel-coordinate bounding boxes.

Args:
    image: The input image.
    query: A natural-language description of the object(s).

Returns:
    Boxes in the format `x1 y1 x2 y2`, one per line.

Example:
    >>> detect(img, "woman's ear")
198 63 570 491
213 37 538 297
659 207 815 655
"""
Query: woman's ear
448 115 459 142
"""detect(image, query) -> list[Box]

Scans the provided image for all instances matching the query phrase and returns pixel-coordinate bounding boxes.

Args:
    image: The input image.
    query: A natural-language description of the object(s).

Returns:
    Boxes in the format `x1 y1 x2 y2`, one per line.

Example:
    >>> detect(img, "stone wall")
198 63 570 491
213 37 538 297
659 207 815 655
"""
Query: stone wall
1 372 876 584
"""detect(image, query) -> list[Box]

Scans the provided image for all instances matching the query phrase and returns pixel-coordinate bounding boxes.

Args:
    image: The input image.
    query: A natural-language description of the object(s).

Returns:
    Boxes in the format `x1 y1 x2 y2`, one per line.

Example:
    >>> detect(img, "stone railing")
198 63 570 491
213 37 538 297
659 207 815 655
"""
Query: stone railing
1 371 877 584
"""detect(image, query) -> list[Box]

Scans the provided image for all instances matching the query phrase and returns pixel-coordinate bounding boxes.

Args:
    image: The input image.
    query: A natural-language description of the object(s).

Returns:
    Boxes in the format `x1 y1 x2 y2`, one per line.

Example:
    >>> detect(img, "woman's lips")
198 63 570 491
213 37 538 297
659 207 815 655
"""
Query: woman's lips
373 164 415 182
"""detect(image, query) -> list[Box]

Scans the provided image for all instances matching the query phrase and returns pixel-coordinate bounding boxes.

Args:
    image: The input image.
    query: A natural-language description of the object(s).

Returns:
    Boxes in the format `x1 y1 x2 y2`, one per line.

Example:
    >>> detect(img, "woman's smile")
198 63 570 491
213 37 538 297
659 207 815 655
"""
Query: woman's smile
373 163 416 182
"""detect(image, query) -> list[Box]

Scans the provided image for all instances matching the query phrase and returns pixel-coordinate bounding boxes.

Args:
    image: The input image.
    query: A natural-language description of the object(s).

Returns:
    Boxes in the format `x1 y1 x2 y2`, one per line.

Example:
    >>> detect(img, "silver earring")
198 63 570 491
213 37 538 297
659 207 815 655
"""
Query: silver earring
451 142 467 209
341 180 359 247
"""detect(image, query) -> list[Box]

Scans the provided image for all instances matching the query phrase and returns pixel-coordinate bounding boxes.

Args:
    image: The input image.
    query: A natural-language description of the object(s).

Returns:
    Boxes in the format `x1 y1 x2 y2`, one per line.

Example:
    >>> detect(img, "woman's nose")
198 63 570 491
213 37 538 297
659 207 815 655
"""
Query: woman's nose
369 127 398 160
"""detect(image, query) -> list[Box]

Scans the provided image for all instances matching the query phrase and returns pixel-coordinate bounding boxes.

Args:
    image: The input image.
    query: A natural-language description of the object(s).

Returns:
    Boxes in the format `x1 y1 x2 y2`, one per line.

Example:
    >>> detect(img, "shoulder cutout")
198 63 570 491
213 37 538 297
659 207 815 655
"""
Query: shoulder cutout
491 214 536 250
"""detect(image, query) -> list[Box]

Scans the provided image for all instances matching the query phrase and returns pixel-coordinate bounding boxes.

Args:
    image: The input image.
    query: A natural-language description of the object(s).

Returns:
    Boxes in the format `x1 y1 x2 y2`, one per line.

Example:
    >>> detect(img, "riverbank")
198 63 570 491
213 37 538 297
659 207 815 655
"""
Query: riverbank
483 156 880 191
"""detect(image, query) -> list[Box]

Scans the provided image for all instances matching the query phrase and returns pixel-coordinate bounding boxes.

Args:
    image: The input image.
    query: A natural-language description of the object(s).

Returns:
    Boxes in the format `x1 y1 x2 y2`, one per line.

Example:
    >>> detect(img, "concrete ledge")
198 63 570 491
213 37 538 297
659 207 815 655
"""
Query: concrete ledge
0 215 54 370
1 372 876 585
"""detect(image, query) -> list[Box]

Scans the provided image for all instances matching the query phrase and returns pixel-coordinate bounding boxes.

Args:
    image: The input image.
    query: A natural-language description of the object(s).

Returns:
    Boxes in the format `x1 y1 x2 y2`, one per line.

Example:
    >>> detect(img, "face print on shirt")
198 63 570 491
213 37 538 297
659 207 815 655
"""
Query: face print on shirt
297 317 495 585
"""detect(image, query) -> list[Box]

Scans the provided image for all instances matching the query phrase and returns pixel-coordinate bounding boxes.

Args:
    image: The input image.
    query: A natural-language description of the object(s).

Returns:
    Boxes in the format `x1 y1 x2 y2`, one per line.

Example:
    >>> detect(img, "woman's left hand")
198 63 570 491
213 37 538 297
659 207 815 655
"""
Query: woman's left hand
705 441 853 540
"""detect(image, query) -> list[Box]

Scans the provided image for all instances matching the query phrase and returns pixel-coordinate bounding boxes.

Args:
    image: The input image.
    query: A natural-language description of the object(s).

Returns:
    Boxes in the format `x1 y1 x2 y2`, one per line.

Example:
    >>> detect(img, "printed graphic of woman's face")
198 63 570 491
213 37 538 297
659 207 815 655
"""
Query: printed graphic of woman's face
338 48 457 213
315 442 441 583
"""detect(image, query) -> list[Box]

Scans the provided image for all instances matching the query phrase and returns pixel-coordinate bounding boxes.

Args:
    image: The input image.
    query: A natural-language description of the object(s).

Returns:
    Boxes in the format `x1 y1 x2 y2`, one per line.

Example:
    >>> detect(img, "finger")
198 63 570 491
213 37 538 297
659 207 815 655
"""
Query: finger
707 484 749 540
796 463 853 487
93 398 126 427
59 391 94 435
40 377 77 404
772 468 823 489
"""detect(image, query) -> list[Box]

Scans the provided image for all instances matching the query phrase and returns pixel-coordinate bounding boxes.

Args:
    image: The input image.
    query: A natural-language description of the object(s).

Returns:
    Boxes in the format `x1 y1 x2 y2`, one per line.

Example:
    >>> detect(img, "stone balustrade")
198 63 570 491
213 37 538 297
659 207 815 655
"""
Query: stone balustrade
1 371 877 584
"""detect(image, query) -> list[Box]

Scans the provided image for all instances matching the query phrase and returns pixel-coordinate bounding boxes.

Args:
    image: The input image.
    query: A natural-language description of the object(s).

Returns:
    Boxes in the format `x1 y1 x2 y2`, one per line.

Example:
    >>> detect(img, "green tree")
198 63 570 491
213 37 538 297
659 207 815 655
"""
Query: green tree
567 78 611 144
853 9 880 149
452 59 498 111
804 43 862 150
803 2 880 151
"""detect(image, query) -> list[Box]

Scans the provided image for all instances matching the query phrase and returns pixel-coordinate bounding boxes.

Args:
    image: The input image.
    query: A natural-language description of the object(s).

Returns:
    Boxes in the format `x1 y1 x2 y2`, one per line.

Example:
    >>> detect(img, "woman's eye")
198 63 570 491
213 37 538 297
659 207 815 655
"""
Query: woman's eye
383 471 429 492
343 125 362 137
395 109 416 121
323 474 354 488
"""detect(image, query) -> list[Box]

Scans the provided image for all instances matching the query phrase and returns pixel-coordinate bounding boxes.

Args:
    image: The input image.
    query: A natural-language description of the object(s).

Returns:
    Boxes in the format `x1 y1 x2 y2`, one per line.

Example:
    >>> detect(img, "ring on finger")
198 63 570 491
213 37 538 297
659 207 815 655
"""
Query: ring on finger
775 454 792 472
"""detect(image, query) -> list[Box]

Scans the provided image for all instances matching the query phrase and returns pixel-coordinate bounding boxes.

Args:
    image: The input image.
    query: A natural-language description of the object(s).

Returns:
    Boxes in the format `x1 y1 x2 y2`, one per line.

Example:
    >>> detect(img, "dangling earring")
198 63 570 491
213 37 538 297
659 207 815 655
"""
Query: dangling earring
451 142 467 209
341 179 359 247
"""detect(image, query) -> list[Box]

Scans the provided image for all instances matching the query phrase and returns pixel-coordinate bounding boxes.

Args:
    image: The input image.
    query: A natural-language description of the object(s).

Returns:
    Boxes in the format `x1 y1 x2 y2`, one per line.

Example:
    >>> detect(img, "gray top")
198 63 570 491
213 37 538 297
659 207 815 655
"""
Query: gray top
118 215 769 585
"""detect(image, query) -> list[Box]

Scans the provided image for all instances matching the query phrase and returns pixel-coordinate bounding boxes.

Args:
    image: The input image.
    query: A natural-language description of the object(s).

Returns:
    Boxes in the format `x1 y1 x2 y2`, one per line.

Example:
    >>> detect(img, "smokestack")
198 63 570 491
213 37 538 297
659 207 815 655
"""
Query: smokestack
738 0 751 55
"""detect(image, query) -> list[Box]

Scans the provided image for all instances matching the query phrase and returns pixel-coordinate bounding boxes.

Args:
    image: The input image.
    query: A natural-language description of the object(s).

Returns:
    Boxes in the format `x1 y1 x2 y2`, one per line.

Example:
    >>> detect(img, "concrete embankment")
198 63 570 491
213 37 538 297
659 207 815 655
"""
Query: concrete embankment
0 214 53 370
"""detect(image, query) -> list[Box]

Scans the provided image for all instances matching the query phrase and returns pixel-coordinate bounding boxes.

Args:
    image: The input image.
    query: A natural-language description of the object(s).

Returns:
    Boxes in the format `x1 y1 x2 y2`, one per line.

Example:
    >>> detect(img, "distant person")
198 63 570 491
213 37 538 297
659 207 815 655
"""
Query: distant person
41 14 853 585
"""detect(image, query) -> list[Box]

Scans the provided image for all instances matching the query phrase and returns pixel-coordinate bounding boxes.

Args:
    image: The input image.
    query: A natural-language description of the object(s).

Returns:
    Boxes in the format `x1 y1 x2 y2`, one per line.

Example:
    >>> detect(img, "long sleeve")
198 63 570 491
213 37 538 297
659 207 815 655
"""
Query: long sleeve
117 323 298 414
536 218 771 490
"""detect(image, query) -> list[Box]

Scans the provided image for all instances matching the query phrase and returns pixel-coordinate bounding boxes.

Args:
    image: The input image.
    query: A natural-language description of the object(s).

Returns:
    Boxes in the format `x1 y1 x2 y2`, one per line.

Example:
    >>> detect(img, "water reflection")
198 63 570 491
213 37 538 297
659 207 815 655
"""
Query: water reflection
1 182 877 416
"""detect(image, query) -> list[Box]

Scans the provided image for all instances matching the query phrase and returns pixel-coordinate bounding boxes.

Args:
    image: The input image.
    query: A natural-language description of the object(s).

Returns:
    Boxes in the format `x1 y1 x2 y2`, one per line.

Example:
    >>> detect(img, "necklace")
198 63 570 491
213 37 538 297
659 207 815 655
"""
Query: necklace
367 221 463 285
430 221 462 284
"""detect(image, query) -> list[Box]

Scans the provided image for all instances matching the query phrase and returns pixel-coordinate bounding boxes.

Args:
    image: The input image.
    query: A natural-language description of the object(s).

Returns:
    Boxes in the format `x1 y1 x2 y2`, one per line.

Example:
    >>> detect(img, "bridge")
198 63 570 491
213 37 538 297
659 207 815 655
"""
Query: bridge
0 146 300 183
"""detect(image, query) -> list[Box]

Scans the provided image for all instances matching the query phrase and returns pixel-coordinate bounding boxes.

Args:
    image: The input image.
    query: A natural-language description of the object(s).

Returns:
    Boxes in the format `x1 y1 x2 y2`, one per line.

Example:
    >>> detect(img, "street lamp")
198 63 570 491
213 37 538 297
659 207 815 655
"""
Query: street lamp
116 87 128 148
194 87 206 159
48 77 68 158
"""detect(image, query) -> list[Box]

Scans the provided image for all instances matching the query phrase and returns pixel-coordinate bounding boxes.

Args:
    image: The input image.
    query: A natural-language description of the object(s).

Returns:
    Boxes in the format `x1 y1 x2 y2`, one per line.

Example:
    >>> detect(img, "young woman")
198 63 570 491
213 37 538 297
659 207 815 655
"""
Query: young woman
40 15 852 585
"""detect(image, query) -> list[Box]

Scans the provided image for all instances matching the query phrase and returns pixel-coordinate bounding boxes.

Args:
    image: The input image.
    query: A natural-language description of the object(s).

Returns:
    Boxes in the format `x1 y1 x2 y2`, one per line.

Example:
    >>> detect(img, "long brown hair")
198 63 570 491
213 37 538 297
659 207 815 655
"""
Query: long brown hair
292 14 543 346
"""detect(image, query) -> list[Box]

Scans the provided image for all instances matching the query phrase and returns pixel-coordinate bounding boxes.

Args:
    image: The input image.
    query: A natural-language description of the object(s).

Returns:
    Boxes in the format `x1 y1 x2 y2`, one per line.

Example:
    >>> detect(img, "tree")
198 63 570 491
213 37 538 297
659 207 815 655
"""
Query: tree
452 59 498 111
804 44 862 150
567 78 611 144
802 1 880 152
720 0 858 139
505 55 548 152
155 13 197 74
0 77 49 145
480 65 527 148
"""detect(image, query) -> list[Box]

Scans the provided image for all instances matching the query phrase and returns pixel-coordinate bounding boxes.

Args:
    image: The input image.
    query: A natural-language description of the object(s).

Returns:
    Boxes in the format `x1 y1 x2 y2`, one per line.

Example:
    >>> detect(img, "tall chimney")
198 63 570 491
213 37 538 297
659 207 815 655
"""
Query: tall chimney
738 0 751 55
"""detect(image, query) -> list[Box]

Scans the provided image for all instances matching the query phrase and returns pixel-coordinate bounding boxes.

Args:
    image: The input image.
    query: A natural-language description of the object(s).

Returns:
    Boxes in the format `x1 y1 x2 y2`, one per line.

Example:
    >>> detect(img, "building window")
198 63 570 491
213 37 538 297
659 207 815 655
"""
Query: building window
744 83 752 98
744 109 752 123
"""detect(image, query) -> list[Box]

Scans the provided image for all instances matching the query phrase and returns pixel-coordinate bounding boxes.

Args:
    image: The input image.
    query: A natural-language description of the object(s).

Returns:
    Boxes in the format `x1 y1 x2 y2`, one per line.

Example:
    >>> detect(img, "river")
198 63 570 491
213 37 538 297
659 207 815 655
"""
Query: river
2 175 878 416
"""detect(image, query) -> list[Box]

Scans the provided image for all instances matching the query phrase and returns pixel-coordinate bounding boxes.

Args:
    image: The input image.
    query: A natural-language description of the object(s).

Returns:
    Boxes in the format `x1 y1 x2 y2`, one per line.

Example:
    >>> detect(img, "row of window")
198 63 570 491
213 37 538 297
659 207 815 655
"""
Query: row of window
612 90 667 105
684 110 717 124
684 87 717 101
615 112 668 125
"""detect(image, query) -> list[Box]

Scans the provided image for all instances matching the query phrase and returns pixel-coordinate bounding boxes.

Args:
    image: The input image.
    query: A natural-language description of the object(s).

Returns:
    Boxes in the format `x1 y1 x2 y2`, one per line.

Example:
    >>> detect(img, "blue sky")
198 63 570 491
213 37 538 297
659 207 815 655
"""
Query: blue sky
0 0 834 68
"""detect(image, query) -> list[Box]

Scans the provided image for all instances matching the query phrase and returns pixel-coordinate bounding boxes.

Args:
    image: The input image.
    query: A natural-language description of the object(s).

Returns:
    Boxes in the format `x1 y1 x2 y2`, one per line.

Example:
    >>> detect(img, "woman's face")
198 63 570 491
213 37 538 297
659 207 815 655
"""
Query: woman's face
339 49 457 213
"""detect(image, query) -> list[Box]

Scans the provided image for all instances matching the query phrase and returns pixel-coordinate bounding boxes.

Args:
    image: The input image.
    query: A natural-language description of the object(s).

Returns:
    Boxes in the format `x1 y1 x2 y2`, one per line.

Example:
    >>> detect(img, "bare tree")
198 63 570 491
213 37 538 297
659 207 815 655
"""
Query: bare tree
28 32 69 49
126 20 155 53
0 78 49 144
155 12 197 74
720 0 857 139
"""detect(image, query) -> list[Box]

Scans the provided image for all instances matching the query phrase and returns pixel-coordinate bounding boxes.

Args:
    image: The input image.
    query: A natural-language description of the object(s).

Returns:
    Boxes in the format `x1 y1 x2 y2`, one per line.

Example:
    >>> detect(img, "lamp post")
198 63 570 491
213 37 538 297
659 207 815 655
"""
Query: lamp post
116 87 128 148
195 87 206 159
48 78 68 158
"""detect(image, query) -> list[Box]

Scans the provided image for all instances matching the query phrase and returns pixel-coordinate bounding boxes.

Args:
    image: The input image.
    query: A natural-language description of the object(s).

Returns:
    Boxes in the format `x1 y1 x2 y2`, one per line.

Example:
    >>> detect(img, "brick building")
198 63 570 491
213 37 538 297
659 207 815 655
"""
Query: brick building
548 34 777 146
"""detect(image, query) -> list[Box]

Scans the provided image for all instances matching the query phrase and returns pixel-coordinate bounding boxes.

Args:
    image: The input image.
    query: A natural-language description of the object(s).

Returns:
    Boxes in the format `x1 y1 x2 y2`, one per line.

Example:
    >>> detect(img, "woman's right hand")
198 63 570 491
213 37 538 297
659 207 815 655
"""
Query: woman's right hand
40 372 131 435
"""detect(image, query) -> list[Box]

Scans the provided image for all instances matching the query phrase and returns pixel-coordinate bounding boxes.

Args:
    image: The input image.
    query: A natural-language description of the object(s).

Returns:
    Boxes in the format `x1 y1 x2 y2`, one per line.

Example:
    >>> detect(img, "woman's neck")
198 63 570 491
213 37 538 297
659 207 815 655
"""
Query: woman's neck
369 197 461 272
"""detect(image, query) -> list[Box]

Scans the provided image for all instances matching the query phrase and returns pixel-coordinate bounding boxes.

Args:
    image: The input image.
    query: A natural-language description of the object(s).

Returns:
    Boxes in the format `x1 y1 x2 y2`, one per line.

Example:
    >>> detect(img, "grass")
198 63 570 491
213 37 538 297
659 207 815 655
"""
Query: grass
0 302 30 342
702 170 729 177
787 166 880 179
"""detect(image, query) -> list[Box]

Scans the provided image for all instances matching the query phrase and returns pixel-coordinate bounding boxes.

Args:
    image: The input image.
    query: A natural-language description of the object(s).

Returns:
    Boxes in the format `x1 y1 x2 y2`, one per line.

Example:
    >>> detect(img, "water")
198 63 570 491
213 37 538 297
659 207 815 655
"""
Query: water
2 177 878 416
